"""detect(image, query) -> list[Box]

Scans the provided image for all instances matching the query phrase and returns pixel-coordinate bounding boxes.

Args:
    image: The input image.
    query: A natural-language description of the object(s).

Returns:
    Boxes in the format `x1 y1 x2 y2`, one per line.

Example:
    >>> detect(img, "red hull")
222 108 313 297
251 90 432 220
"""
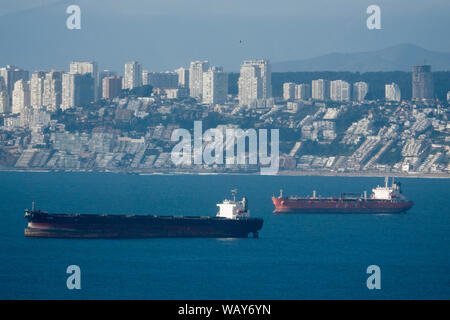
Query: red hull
272 197 413 214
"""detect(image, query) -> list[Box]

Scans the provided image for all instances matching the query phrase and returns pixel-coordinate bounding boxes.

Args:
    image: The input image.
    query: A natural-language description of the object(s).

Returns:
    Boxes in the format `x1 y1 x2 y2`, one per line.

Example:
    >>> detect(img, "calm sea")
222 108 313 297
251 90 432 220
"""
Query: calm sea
0 172 449 299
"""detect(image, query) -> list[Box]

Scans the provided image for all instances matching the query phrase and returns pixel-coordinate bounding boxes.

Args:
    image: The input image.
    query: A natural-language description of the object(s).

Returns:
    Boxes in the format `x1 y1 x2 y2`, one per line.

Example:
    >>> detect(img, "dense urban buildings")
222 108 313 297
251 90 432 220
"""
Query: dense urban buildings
0 59 449 177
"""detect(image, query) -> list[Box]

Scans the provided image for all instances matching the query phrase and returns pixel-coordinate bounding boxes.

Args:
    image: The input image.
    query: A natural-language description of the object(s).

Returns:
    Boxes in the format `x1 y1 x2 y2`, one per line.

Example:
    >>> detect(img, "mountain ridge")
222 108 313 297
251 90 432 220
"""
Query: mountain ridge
272 44 450 72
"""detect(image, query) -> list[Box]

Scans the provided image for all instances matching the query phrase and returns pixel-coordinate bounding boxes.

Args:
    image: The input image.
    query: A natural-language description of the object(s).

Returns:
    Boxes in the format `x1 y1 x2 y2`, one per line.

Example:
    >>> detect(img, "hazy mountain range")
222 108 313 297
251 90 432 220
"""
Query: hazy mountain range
272 44 450 72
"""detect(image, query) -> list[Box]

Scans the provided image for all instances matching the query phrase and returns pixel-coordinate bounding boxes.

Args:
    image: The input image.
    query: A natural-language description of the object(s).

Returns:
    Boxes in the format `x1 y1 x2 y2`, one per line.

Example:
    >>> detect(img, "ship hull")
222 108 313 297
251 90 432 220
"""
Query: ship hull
272 197 413 214
25 212 263 239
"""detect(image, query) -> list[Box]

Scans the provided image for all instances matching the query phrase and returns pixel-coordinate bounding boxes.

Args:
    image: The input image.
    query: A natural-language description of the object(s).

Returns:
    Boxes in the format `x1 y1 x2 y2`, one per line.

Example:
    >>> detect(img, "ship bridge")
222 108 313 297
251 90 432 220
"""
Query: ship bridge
217 190 249 219
371 177 403 200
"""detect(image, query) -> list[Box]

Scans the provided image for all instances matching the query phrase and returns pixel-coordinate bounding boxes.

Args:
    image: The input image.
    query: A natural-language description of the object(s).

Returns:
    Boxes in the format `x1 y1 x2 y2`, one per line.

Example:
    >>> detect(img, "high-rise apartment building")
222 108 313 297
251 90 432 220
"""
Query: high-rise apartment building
202 67 228 105
189 60 210 99
175 67 189 88
61 73 94 110
412 65 434 101
0 77 10 113
311 79 330 101
12 79 31 114
283 82 295 100
30 71 46 109
123 61 142 90
70 61 99 100
238 59 272 107
385 83 401 102
102 76 122 99
0 65 29 98
353 82 369 102
295 83 311 101
43 70 62 112
97 70 116 99
330 80 351 102
142 71 178 88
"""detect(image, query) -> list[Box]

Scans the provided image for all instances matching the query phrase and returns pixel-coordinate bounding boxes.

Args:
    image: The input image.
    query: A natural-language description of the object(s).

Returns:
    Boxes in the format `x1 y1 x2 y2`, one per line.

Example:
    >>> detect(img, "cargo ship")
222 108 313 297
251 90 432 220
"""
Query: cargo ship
272 177 413 214
25 190 263 238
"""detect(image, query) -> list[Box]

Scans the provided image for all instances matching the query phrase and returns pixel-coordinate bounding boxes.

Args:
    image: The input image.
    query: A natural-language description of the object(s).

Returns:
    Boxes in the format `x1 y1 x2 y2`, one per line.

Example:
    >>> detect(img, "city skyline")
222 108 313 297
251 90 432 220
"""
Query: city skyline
1 58 446 117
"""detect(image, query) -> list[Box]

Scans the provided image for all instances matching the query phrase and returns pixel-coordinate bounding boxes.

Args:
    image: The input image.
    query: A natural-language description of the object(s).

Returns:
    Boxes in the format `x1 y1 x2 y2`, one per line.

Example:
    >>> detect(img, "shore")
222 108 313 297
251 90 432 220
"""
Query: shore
0 167 449 179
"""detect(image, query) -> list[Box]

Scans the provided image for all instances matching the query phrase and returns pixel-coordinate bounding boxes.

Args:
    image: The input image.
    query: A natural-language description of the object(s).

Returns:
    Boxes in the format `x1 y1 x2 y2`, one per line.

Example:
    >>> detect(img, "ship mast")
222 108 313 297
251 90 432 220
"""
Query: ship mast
231 189 237 202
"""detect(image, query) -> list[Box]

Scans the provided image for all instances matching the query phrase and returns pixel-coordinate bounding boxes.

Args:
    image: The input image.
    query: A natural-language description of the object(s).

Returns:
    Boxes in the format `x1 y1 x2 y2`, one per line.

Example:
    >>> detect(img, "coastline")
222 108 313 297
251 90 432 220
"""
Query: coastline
0 167 449 179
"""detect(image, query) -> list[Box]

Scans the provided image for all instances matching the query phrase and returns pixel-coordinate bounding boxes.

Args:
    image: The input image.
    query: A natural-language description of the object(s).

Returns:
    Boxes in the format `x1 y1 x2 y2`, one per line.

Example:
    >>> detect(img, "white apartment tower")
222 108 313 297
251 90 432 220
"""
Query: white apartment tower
189 60 210 99
43 70 62 112
295 83 311 100
12 79 31 114
30 71 46 109
123 61 142 90
238 59 272 107
62 73 76 110
385 83 401 102
311 79 330 101
175 67 189 88
330 80 351 102
353 81 369 102
202 67 228 105
283 82 296 100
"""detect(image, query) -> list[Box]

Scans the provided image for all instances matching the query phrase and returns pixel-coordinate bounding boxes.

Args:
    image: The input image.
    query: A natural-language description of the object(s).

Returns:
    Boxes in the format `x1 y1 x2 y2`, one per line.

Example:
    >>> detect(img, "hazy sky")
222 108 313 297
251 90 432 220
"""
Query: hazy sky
1 0 449 73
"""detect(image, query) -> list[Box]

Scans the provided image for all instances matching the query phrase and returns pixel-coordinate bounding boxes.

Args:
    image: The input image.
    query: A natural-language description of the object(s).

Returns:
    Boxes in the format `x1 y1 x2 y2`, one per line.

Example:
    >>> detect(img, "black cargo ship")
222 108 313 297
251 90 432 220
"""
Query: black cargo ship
24 191 263 239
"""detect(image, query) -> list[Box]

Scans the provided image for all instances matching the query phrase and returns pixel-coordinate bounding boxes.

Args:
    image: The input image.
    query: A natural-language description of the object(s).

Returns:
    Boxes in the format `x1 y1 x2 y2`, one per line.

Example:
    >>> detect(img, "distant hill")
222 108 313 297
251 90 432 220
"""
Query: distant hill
272 44 450 72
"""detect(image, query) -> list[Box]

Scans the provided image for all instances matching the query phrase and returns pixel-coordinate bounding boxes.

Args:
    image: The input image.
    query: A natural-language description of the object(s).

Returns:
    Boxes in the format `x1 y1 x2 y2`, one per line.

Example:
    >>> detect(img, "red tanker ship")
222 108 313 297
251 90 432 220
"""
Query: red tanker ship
272 177 413 214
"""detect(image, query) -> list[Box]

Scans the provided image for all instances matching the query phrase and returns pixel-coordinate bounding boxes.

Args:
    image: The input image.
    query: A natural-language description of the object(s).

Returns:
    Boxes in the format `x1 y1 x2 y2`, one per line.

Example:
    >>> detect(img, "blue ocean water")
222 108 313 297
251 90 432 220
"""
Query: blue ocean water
0 172 449 299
